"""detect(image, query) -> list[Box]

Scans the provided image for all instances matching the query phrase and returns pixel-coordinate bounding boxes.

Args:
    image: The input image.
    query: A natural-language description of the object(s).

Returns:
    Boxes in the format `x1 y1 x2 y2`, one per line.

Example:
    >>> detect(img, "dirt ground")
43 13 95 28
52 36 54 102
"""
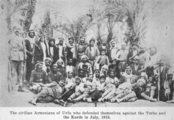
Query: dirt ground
1 89 174 107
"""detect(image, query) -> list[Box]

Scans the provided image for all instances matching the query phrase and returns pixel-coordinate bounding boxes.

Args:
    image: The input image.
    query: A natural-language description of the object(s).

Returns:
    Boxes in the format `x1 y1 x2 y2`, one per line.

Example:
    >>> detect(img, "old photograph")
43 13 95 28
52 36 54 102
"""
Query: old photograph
0 0 174 107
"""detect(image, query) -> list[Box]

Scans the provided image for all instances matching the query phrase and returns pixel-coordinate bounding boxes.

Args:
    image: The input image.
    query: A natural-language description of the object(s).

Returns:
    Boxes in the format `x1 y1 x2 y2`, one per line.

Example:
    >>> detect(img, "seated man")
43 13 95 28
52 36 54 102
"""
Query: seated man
58 71 76 104
43 57 53 74
132 73 156 102
77 55 92 77
98 70 119 102
29 62 47 93
65 58 76 77
57 59 66 77
48 64 64 83
67 77 85 102
81 75 97 101
110 82 137 103
86 75 107 102
122 66 133 84
29 80 65 106
100 65 109 76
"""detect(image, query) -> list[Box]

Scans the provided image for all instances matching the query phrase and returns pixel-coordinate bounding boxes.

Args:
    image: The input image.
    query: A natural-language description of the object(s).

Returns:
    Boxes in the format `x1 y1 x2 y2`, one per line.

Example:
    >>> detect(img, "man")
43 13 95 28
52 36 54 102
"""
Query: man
130 56 142 75
48 64 64 83
29 80 65 106
56 38 65 61
116 42 129 72
25 31 35 81
29 62 47 93
95 49 110 69
98 41 110 59
8 27 27 92
109 40 119 60
85 38 100 65
127 43 140 65
43 57 53 74
48 38 58 64
77 55 92 77
65 58 76 77
77 37 88 61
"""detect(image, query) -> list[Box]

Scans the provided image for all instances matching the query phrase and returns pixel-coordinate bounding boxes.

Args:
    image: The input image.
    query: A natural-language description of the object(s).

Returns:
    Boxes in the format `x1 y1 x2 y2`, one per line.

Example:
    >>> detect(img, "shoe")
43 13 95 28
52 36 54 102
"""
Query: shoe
167 100 174 103
54 99 61 104
98 98 102 102
63 102 67 107
150 98 157 102
18 88 29 92
87 98 92 103
83 98 87 101
28 100 36 106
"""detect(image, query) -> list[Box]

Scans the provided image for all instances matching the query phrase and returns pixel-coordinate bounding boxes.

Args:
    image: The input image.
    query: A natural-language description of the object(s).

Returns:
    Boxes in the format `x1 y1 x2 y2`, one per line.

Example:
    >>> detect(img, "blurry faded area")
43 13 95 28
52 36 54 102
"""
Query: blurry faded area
0 0 174 106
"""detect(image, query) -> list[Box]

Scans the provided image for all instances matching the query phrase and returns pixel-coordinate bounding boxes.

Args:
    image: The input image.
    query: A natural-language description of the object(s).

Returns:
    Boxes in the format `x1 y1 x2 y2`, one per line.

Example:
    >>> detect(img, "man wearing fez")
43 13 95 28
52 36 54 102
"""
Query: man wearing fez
8 27 27 92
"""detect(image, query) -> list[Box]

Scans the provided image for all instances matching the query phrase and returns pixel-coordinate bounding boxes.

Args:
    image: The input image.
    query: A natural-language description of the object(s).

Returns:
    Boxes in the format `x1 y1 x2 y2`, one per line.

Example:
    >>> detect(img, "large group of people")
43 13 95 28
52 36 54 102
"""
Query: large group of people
8 26 174 107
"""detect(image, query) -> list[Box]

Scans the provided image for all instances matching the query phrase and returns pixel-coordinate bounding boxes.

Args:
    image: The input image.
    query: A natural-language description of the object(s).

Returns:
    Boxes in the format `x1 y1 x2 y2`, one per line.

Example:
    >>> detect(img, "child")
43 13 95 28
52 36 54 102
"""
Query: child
95 49 110 69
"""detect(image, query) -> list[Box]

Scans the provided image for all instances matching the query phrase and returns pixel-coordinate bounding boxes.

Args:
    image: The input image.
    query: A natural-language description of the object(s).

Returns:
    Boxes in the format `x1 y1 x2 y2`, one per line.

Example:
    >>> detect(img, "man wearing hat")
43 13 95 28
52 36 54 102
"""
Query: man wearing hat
116 42 129 72
29 62 47 85
43 57 53 74
109 40 119 61
95 49 110 69
127 43 140 65
85 38 100 65
56 38 65 61
130 56 142 75
77 37 88 62
66 37 76 66
8 26 27 92
77 55 92 77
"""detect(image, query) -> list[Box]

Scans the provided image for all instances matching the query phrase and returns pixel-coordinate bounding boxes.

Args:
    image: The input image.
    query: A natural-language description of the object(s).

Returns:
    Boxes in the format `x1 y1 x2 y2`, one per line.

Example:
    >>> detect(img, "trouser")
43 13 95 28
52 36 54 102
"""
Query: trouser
26 57 33 81
36 87 54 103
102 88 115 99
118 61 127 72
89 90 104 101
11 60 24 89
70 91 82 99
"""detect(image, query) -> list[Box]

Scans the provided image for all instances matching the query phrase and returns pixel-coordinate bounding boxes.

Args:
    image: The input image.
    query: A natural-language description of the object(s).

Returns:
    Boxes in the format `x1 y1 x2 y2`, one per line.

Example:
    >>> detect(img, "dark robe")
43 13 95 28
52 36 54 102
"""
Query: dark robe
25 39 33 81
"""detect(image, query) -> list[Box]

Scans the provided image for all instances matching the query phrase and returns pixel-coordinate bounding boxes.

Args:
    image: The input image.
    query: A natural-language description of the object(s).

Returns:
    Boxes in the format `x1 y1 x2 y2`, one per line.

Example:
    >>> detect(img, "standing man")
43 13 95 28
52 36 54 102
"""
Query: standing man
85 38 100 65
116 42 129 72
25 30 35 82
77 37 88 62
8 27 27 92
56 38 65 61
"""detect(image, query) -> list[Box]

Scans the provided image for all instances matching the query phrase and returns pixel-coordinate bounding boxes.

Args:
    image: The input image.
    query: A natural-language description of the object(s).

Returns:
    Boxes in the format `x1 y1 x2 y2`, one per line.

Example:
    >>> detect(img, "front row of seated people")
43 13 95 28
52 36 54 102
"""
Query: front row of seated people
29 61 159 106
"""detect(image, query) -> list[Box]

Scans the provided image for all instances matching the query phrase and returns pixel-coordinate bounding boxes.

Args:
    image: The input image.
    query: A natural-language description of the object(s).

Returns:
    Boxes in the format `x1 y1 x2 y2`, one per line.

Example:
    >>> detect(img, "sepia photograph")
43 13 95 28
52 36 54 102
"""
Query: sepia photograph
0 0 174 108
